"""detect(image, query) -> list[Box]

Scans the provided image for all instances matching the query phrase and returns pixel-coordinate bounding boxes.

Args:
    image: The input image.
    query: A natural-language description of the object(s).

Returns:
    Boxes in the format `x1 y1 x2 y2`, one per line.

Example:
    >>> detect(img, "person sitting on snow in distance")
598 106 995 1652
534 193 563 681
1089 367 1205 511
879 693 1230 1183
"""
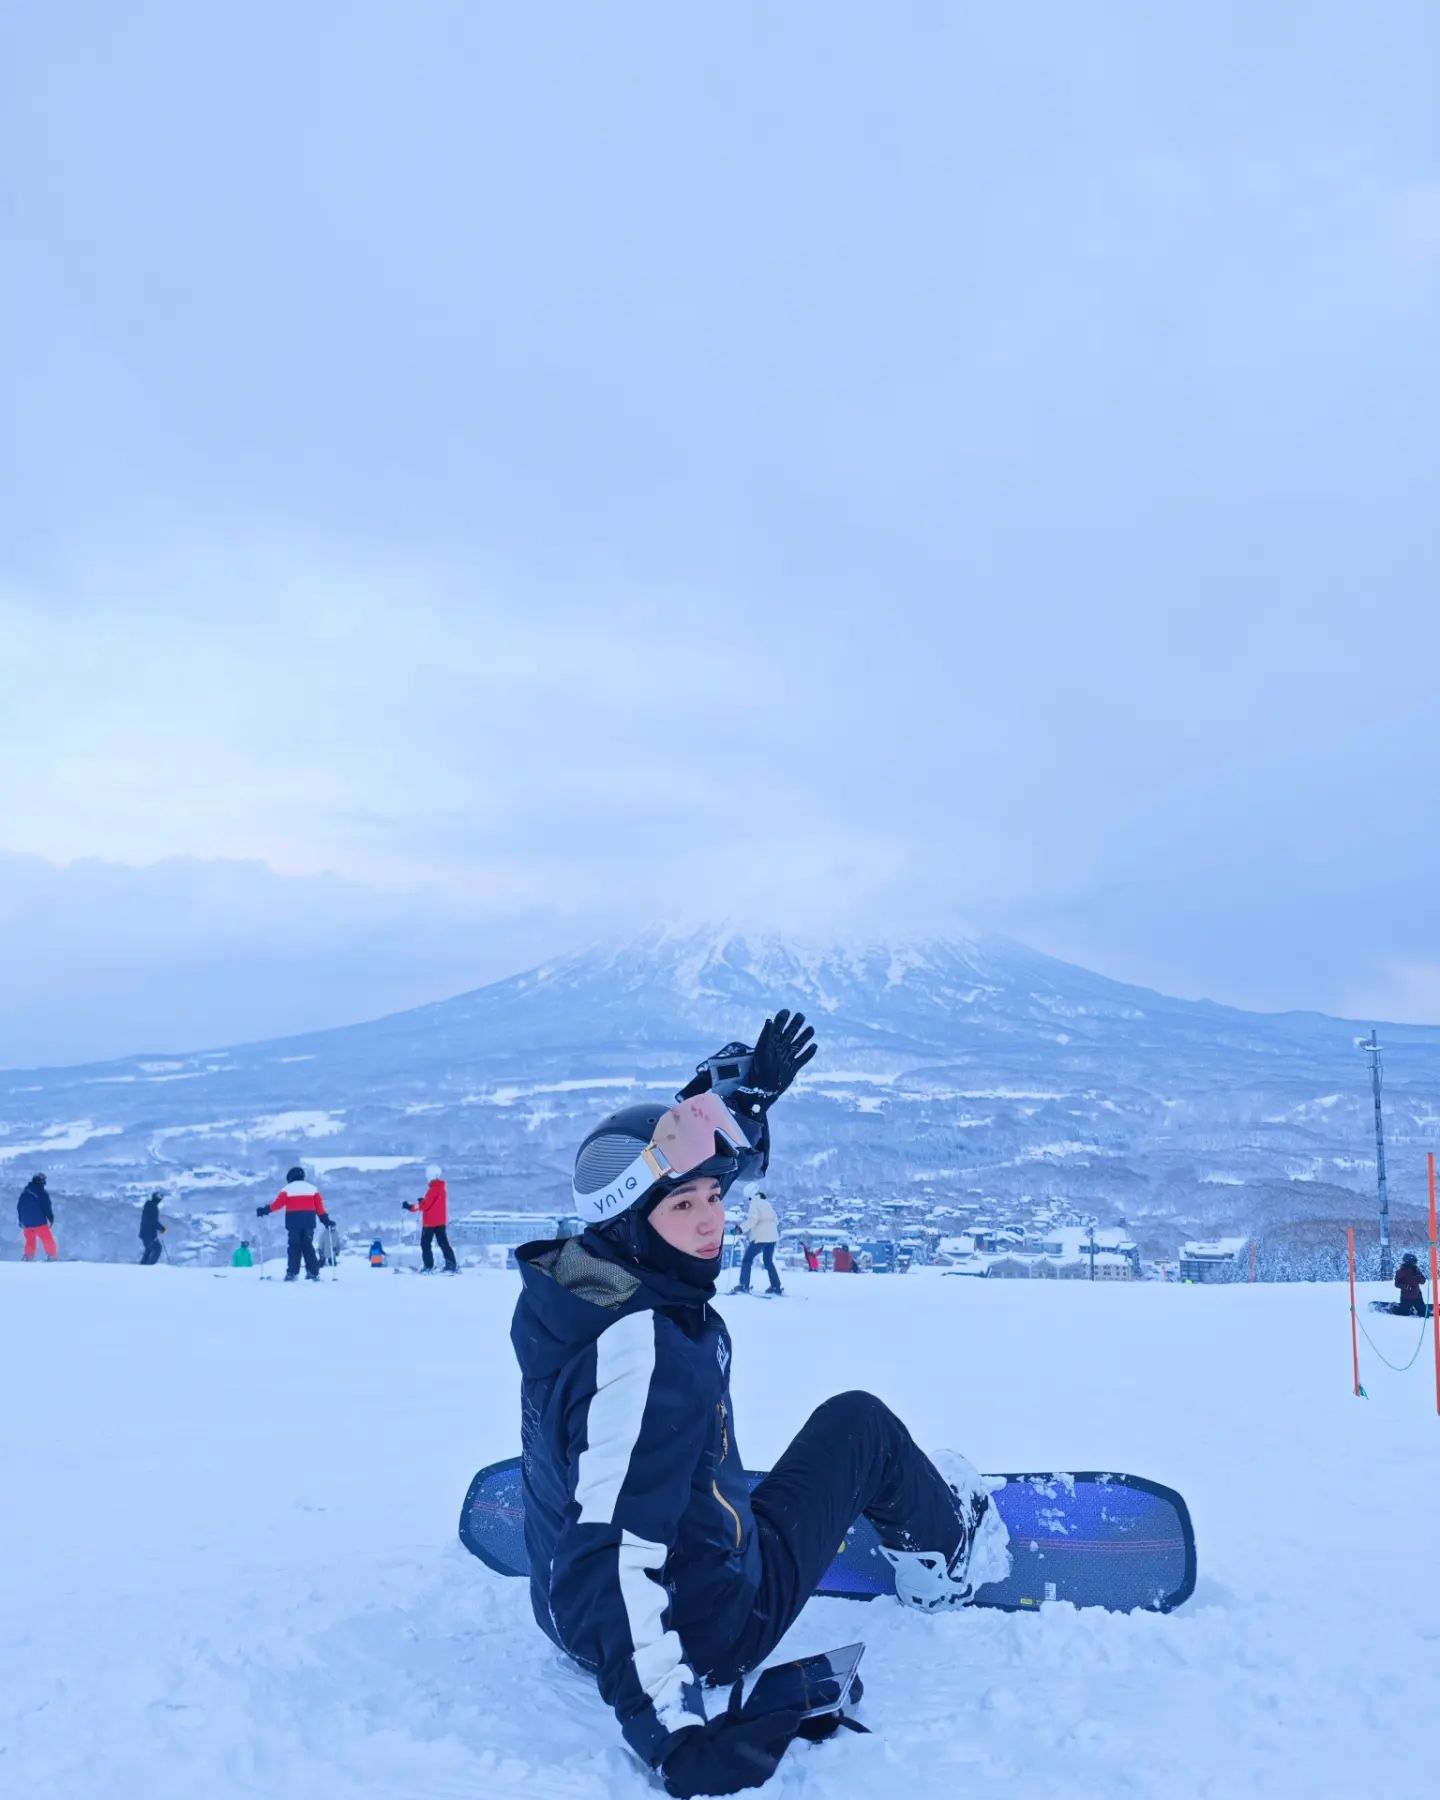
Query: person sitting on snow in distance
1395 1251 1428 1317
509 1009 1010 1798
256 1166 335 1282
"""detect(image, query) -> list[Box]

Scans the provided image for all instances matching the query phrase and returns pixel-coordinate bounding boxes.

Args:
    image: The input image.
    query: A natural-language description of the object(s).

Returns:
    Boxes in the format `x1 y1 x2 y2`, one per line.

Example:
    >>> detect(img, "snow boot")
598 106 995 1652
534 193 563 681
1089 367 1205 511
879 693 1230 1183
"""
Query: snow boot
284 1272 299 1282
879 1450 1011 1611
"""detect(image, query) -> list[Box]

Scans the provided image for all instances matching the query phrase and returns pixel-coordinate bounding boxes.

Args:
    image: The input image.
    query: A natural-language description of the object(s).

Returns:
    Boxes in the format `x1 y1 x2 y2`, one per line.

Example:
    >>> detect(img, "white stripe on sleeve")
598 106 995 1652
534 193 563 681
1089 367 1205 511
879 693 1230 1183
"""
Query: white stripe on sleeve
575 1310 657 1526
618 1530 701 1738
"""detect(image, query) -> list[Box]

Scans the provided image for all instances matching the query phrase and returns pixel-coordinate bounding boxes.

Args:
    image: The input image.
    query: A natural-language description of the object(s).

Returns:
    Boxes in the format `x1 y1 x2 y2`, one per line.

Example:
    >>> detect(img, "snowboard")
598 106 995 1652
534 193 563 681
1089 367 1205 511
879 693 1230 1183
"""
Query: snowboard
459 1458 1195 1614
1367 1299 1437 1318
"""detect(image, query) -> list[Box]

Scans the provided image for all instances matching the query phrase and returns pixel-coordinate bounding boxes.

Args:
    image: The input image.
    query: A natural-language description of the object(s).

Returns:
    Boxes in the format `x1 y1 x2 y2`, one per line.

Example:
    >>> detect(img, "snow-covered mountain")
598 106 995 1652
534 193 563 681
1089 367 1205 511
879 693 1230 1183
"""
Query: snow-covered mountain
3 925 1434 1260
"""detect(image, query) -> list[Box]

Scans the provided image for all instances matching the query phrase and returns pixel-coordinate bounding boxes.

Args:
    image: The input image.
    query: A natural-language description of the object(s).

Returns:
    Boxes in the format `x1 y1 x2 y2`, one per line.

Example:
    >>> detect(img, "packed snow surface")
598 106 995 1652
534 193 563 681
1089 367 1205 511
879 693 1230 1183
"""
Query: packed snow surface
4 1264 1438 1800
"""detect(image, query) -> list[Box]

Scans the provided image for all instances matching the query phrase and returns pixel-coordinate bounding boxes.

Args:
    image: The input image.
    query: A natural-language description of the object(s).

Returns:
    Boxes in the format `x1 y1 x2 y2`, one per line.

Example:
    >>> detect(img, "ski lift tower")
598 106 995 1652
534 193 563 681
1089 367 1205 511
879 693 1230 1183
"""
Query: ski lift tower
1359 1029 1393 1281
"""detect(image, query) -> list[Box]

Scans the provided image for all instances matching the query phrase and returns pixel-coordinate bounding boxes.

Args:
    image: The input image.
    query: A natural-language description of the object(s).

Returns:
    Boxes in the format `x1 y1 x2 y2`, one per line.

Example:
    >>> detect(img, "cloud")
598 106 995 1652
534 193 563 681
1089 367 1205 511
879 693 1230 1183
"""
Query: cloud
0 850 583 1067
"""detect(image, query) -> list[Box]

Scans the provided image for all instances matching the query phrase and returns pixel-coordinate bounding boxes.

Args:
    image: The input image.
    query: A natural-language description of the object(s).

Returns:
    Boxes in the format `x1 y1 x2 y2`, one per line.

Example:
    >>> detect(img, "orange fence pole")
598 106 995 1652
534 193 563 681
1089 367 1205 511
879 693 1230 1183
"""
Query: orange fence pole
1347 1226 1362 1398
1429 1154 1440 1418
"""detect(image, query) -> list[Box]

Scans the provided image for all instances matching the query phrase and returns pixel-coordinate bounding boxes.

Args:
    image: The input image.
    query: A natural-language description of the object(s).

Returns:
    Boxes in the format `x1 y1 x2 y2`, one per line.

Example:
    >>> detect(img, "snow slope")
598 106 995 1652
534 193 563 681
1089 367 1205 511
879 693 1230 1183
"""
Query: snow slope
3 1263 1438 1800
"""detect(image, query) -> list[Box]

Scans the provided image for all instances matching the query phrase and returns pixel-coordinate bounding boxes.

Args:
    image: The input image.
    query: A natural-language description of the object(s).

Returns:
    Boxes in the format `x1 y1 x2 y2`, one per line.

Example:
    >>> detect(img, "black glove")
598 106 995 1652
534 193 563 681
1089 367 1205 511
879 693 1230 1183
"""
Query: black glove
730 1010 816 1120
255 1205 270 1219
403 1202 416 1212
660 1682 805 1798
320 1215 335 1230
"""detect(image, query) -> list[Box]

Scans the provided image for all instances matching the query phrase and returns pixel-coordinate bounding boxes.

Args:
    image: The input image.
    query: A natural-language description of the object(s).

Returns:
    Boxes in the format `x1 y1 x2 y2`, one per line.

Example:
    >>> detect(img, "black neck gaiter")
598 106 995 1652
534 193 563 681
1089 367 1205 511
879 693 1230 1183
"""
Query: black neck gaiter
583 1211 719 1302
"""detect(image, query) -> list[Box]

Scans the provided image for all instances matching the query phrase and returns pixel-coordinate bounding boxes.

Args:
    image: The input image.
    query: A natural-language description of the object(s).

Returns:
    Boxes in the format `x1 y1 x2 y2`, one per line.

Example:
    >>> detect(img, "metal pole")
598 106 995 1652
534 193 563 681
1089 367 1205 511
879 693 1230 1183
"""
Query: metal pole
1363 1031 1393 1281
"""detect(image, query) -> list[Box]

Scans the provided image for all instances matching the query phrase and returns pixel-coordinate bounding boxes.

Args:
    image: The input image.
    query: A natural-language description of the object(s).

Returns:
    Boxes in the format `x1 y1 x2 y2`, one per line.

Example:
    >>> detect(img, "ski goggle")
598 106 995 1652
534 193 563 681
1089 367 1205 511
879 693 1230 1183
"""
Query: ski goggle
577 1092 754 1221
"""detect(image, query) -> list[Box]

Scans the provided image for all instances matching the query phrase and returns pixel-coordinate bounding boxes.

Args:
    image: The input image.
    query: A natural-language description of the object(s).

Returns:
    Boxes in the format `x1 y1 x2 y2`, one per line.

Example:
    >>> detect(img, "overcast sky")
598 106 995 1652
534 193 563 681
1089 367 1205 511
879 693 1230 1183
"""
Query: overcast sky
2 2 1437 1065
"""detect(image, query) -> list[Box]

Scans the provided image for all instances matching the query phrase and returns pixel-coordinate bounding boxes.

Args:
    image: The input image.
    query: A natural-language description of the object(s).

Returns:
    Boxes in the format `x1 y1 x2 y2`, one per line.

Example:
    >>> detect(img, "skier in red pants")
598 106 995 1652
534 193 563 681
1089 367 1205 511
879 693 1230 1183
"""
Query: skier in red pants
18 1173 58 1260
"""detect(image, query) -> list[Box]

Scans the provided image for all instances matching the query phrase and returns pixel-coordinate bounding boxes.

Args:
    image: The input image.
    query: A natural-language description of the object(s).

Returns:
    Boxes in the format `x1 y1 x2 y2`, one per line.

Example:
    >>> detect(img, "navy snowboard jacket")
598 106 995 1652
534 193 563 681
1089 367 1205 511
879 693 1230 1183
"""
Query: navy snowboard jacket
17 1180 52 1228
511 1234 762 1769
140 1196 163 1242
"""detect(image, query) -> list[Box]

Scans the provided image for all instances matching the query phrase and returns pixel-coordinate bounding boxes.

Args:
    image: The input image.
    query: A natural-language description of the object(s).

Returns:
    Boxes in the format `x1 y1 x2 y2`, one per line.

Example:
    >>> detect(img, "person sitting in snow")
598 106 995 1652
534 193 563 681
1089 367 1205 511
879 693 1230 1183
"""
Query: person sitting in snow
256 1166 335 1282
231 1240 253 1268
510 1010 1010 1797
403 1165 457 1272
1394 1252 1428 1317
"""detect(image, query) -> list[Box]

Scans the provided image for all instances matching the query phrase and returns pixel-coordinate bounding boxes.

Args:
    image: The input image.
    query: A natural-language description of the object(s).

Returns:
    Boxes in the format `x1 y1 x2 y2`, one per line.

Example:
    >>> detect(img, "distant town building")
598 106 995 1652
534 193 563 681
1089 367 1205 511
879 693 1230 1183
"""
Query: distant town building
450 1211 579 1250
1178 1237 1250 1282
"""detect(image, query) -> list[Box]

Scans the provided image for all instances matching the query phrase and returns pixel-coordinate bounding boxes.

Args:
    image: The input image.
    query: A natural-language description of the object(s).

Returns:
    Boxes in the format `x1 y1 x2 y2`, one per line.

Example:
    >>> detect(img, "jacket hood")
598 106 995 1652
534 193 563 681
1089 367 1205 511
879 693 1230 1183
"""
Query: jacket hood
512 1234 709 1382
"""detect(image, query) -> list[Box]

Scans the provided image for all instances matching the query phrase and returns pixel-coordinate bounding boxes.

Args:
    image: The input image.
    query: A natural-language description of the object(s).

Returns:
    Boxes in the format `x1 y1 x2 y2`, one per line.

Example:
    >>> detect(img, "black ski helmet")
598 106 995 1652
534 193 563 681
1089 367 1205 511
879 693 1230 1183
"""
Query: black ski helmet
286 1165 305 1183
1401 1251 1419 1266
572 1102 755 1226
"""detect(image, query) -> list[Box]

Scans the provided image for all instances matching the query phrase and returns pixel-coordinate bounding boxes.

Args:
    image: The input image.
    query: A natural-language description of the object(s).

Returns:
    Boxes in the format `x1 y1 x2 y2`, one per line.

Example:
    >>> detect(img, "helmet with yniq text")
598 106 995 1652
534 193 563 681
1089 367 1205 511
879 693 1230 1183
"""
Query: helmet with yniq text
571 1102 757 1226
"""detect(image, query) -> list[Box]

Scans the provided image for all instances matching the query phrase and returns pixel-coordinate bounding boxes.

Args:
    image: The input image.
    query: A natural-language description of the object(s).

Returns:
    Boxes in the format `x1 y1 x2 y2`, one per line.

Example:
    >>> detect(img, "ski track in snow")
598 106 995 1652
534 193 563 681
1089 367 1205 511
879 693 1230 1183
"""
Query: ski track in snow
2 1266 1438 1799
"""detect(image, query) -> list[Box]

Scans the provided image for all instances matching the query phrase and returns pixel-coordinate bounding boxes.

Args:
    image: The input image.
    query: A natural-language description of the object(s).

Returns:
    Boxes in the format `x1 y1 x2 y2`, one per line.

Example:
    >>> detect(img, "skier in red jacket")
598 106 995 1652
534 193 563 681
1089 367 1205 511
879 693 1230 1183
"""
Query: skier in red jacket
404 1164 457 1273
256 1166 336 1281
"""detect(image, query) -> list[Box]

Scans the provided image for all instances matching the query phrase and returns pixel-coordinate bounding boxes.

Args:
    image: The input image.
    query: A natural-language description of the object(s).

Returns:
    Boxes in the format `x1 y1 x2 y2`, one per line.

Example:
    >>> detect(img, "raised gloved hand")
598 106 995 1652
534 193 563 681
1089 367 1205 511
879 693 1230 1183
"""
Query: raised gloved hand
729 1010 816 1121
255 1205 270 1219
659 1682 805 1798
403 1201 417 1212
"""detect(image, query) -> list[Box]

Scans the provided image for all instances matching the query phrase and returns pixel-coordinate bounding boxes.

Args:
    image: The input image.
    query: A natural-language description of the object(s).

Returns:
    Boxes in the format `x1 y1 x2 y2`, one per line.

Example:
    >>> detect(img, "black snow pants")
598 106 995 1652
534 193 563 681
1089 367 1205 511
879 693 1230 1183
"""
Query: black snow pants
1396 1291 1426 1317
737 1241 781 1292
421 1225 457 1271
699 1389 966 1683
139 1238 163 1265
286 1218 320 1280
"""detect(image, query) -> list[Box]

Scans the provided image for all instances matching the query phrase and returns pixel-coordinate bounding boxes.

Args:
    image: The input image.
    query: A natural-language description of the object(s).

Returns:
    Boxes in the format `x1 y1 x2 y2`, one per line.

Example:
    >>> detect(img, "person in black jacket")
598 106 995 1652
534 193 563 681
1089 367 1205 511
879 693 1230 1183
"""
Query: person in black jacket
1395 1252 1428 1317
139 1191 166 1265
17 1173 58 1261
511 1012 1011 1799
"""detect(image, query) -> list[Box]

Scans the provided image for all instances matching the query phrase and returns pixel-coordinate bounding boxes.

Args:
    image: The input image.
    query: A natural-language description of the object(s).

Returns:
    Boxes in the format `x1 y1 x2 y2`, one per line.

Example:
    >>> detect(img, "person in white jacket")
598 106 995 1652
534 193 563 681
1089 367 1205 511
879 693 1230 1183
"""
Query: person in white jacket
733 1184 783 1295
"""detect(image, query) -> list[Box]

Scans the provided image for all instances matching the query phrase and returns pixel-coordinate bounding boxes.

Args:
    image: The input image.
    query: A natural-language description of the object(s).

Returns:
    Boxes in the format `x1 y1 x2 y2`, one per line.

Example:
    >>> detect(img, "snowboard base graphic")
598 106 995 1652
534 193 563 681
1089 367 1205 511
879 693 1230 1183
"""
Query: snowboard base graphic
459 1458 1196 1613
